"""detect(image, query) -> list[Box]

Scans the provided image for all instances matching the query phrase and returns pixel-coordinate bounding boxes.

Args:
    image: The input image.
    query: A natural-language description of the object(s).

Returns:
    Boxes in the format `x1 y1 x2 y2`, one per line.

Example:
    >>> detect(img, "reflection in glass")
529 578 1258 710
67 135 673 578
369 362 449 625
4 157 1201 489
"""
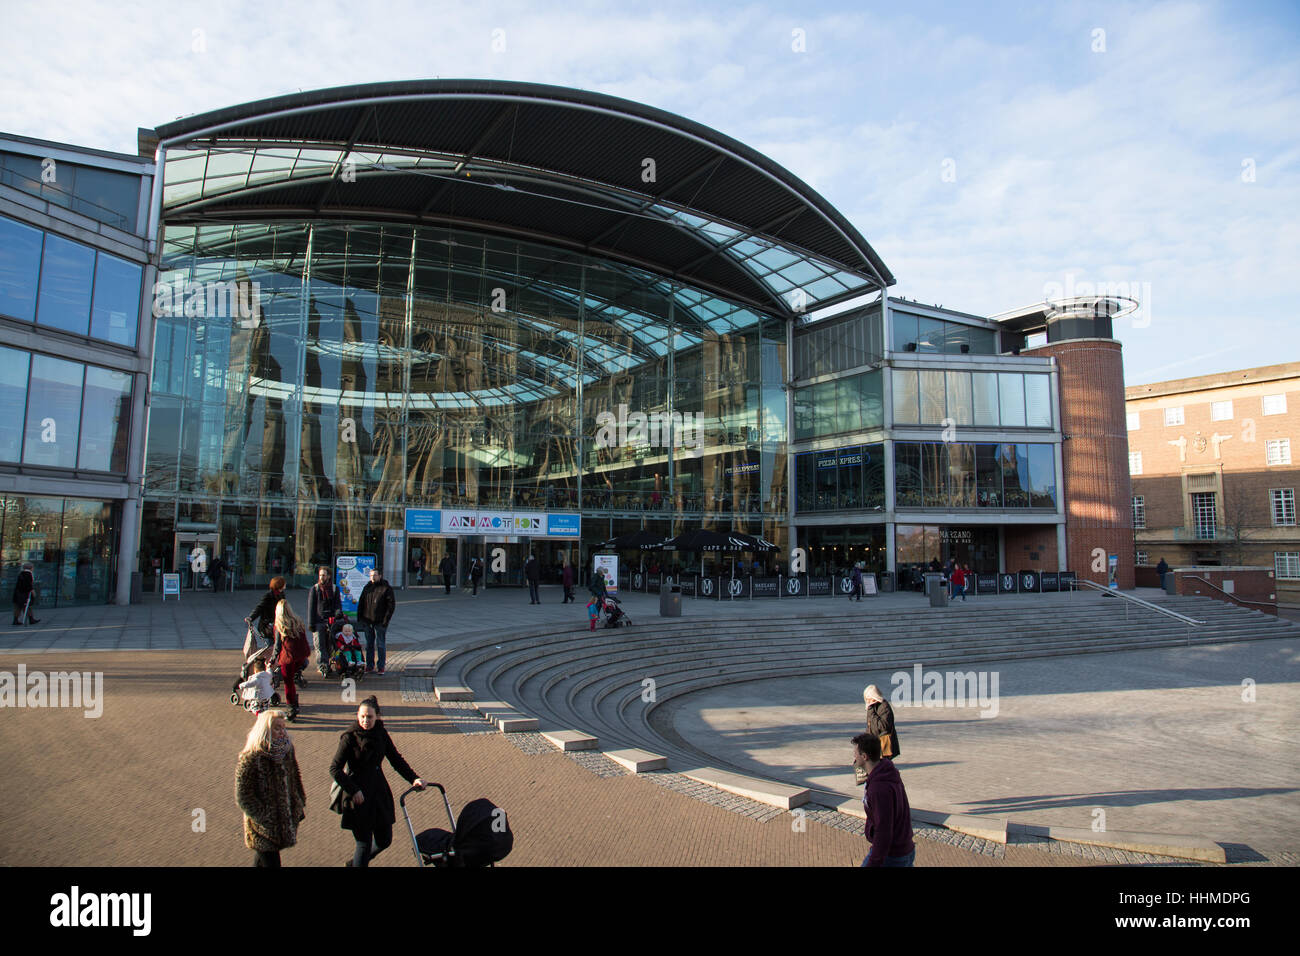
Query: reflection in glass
89 252 141 346
79 366 133 472
0 215 43 321
36 234 95 335
0 346 30 461
24 355 83 468
999 373 1026 427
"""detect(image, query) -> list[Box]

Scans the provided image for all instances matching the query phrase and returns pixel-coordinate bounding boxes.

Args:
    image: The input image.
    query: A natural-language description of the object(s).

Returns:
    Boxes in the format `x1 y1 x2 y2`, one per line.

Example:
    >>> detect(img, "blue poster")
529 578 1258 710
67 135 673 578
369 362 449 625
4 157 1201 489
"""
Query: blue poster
335 553 376 614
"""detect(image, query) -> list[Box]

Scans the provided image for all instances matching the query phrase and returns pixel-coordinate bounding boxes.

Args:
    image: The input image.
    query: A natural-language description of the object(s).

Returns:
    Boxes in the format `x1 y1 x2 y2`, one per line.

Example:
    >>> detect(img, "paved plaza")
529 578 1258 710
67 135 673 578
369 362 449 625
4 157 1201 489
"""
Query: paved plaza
2 584 1297 865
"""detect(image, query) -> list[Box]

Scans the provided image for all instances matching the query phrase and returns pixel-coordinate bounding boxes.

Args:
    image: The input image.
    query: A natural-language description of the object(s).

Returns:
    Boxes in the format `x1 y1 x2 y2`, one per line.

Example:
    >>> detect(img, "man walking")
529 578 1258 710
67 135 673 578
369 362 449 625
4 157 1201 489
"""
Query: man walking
470 556 483 596
11 562 39 625
357 567 396 675
439 553 455 594
307 565 342 676
524 553 541 604
851 732 916 867
850 562 863 602
561 559 575 603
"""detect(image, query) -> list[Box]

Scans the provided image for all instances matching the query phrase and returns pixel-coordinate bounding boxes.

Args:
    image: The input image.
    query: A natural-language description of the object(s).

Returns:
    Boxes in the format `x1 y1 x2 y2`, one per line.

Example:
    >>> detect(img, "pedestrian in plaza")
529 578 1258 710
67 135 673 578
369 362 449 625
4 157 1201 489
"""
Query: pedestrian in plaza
414 553 425 586
11 562 39 625
951 563 967 602
945 557 957 598
961 563 972 599
851 731 915 867
307 566 343 676
209 555 225 593
850 562 864 602
470 556 484 596
561 559 575 604
525 552 541 604
274 600 311 721
330 696 425 867
245 576 287 648
439 553 455 594
235 708 306 867
356 568 395 676
863 684 900 759
1156 557 1170 590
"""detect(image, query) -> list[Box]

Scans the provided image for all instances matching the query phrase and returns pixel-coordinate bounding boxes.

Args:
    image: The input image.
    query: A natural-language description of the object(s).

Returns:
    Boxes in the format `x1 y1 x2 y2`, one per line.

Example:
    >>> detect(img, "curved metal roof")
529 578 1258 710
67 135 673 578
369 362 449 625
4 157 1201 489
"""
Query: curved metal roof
153 80 893 317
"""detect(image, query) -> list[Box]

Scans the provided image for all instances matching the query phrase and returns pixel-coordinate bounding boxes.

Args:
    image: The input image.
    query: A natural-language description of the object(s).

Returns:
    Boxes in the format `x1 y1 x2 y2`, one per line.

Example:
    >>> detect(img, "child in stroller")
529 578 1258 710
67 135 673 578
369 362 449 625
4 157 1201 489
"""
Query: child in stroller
327 620 366 681
234 658 279 713
231 632 281 709
601 594 631 628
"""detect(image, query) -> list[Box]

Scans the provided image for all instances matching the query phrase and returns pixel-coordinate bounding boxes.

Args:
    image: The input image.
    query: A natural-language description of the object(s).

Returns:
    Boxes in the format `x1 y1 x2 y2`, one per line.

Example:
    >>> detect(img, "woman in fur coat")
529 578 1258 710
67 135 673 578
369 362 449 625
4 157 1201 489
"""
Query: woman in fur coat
235 709 306 866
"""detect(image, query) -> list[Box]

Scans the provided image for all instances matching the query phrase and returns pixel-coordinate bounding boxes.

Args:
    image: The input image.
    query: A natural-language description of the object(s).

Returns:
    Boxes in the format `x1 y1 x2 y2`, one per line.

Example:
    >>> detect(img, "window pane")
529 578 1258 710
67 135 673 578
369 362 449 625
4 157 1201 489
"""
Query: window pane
0 345 30 461
892 369 918 424
921 443 948 507
895 442 921 507
892 311 918 351
973 372 999 426
36 233 95 335
998 373 1026 427
1028 443 1056 507
948 443 975 506
946 371 972 425
89 252 141 346
1024 374 1052 427
1001 443 1029 506
917 317 945 353
78 365 133 471
0 216 43 321
815 448 837 508
24 354 84 467
836 378 860 434
919 369 946 424
813 380 836 436
976 443 1001 507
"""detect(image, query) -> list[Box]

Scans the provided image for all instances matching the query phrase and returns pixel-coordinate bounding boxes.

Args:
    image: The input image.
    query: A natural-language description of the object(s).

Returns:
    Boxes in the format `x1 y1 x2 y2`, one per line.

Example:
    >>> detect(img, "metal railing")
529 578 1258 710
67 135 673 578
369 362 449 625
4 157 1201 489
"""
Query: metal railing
1179 575 1277 613
1073 578 1205 644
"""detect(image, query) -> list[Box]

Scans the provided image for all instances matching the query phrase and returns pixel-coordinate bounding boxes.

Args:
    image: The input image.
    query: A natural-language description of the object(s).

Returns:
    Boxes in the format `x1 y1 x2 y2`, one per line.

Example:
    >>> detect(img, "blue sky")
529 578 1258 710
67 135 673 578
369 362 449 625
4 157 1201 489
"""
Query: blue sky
2 0 1296 383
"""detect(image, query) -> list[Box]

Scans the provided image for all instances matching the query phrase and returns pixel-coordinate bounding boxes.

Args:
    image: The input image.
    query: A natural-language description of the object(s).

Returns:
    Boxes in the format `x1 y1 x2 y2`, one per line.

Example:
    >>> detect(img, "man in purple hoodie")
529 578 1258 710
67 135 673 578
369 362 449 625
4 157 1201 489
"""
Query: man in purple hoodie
852 732 916 867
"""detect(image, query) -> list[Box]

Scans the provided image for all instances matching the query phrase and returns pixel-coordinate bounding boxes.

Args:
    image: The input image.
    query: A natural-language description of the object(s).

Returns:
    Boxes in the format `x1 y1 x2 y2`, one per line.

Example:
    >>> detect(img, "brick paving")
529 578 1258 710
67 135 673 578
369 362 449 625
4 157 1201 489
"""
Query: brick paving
0 647 1101 867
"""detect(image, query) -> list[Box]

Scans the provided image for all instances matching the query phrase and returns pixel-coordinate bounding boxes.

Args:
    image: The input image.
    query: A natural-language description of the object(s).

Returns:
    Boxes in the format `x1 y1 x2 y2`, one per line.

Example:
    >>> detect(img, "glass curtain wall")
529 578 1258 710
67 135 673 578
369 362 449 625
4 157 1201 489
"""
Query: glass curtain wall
147 222 788 587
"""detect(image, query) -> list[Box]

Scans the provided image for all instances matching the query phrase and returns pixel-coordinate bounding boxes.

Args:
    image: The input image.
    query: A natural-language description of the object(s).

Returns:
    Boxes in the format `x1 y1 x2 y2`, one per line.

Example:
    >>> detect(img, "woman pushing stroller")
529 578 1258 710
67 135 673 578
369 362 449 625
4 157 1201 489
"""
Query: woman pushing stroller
273 601 312 722
330 696 425 866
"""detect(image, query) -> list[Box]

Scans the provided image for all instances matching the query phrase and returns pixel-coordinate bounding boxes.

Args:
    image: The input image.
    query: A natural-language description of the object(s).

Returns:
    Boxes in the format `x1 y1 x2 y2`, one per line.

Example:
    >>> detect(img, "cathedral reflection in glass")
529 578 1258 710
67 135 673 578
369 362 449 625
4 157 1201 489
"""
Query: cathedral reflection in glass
141 222 788 588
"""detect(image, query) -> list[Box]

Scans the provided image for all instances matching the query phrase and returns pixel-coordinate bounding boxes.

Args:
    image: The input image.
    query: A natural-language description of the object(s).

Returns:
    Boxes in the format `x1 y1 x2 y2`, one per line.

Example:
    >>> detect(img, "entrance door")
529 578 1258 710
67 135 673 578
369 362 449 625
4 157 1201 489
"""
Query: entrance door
174 533 219 590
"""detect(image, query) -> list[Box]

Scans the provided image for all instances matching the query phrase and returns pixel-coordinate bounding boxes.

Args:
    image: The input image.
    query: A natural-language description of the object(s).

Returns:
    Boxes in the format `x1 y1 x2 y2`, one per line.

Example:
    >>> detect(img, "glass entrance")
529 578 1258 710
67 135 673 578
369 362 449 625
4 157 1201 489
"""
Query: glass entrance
174 533 219 590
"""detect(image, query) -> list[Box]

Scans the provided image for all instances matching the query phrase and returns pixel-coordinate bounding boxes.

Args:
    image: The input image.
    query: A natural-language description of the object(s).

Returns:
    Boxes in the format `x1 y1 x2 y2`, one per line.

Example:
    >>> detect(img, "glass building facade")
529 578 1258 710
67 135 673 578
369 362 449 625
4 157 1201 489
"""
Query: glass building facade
142 222 789 589
0 136 151 607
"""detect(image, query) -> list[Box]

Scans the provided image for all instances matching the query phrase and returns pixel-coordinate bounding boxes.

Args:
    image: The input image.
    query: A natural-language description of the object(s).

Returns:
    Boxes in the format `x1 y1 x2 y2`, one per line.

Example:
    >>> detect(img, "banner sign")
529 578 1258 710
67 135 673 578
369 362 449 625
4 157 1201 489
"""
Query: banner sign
336 553 376 614
1018 571 1040 593
405 508 580 538
725 577 748 599
998 572 1017 594
976 573 998 594
808 577 832 596
1058 571 1076 590
162 573 180 599
863 575 878 596
679 576 697 597
1040 571 1060 592
592 554 619 595
751 576 779 598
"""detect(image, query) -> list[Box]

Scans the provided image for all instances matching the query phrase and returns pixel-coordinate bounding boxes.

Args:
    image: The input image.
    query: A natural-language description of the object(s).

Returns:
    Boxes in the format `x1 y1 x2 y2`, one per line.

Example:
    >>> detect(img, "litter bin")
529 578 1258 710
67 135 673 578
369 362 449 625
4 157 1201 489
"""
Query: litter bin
1163 573 1177 596
660 584 682 617
879 571 894 593
130 571 143 604
929 577 949 607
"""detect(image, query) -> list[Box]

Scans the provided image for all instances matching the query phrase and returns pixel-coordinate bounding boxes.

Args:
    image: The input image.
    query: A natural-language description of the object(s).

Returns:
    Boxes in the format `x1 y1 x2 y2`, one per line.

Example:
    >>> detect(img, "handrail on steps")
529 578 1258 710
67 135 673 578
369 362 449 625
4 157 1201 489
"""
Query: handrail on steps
1178 575 1278 612
1072 578 1206 627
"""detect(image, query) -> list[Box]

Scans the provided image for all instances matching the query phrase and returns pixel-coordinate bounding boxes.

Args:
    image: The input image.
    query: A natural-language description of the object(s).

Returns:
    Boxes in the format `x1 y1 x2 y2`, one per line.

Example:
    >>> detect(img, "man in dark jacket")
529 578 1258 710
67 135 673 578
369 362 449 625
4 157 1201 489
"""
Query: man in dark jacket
852 732 915 867
524 553 540 604
561 560 575 603
356 568 396 675
470 556 484 596
307 566 343 675
1156 557 1170 589
439 553 455 594
11 562 39 625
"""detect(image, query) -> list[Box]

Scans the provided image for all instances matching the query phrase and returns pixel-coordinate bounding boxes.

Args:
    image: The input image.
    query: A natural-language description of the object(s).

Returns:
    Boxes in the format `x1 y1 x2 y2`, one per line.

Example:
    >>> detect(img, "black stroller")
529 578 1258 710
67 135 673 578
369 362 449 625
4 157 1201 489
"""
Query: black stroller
323 614 365 682
601 594 631 628
400 785 513 868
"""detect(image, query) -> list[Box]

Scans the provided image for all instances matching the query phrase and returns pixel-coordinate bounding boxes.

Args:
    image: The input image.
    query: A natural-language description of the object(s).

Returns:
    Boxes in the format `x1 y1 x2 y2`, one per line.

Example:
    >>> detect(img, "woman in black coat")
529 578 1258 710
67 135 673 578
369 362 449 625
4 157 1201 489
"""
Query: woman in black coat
863 684 900 758
330 696 424 866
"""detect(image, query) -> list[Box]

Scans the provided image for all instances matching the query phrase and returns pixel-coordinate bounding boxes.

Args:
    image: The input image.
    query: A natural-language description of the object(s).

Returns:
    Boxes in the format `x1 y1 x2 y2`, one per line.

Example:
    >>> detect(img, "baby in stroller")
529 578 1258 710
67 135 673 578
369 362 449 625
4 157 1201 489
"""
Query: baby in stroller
235 658 278 713
328 621 366 680
231 627 279 707
601 594 631 628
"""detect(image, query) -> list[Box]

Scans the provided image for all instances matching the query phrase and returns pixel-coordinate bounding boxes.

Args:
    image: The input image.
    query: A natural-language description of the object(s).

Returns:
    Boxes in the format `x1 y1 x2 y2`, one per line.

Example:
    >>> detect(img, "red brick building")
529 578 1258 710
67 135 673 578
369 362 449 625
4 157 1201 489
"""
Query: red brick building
1125 362 1300 607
